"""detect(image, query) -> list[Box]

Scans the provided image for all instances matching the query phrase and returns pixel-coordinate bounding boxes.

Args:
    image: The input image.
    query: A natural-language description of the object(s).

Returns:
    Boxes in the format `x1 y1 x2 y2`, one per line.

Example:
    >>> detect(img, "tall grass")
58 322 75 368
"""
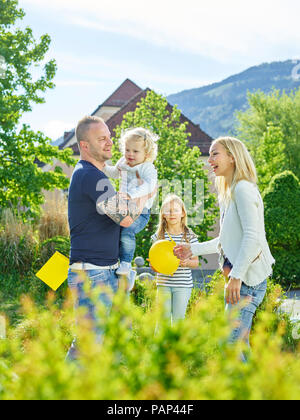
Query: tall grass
0 209 38 275
38 198 69 242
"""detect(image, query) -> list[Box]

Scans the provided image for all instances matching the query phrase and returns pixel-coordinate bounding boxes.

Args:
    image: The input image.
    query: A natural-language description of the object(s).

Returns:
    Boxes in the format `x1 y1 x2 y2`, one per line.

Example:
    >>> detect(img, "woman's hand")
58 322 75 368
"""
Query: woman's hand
225 278 242 305
180 256 199 268
173 243 193 261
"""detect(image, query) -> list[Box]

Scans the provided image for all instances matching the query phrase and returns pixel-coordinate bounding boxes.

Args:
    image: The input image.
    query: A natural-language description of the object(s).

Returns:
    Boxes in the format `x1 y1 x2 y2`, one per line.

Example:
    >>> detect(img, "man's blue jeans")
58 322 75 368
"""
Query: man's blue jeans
66 267 118 361
225 279 267 361
119 209 150 263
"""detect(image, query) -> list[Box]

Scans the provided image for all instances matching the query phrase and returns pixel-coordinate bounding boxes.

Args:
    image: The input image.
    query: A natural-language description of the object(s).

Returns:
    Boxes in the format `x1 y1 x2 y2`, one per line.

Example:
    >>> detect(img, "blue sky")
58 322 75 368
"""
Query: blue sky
16 0 300 141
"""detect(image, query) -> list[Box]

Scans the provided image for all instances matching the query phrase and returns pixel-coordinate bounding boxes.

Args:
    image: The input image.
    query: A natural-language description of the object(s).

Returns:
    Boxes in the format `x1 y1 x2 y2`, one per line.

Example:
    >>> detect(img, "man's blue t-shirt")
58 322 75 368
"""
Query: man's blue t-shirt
68 160 121 266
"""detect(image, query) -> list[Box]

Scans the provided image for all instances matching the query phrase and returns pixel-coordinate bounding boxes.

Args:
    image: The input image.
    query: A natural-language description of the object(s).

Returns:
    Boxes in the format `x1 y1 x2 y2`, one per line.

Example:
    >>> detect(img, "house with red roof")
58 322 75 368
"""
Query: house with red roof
58 78 213 157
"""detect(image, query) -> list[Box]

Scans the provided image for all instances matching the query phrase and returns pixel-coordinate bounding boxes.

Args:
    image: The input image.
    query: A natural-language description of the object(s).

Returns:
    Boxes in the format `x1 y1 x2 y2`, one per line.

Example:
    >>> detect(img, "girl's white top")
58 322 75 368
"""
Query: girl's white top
103 157 158 209
190 180 275 286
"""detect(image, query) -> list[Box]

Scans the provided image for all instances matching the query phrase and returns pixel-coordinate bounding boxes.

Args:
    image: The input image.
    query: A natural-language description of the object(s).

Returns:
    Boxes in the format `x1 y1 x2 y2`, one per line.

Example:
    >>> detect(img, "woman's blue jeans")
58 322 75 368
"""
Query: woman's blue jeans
225 279 267 361
66 268 119 361
119 209 150 263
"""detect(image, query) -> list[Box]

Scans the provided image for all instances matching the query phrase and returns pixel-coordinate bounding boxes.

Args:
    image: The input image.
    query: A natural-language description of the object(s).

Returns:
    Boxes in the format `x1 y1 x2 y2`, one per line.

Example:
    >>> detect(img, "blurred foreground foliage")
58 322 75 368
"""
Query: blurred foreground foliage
0 273 299 401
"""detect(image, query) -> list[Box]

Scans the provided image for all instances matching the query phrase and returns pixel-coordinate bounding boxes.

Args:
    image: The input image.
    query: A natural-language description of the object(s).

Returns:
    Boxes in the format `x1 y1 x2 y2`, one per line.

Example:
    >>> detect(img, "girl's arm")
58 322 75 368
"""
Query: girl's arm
102 158 124 179
127 164 157 199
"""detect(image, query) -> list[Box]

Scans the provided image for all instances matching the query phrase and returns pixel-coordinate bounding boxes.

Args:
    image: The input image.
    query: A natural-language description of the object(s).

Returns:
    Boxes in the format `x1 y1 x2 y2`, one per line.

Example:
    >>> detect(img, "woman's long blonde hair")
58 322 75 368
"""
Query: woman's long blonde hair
212 137 258 205
155 194 196 242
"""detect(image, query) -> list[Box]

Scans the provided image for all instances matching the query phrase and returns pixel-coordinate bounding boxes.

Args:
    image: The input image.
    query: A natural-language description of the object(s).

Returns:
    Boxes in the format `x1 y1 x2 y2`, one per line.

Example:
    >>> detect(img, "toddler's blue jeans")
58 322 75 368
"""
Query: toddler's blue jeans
119 208 151 263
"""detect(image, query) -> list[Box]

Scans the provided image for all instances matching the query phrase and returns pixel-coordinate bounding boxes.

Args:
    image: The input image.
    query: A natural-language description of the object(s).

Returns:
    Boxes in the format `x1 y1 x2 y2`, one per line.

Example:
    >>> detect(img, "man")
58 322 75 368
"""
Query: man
67 116 154 360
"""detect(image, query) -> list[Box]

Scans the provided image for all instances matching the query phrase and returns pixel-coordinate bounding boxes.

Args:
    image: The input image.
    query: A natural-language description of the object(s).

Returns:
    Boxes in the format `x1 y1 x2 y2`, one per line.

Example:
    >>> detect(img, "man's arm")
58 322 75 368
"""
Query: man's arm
97 189 155 227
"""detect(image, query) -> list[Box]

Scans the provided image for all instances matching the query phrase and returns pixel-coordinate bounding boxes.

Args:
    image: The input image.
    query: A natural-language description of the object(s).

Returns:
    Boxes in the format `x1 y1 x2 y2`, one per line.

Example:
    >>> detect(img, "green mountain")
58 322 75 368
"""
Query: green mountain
167 60 300 139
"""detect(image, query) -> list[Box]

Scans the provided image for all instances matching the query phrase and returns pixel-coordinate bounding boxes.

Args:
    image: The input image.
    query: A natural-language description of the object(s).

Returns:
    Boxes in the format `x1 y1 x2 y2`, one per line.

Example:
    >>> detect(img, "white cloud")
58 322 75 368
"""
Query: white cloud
20 0 300 62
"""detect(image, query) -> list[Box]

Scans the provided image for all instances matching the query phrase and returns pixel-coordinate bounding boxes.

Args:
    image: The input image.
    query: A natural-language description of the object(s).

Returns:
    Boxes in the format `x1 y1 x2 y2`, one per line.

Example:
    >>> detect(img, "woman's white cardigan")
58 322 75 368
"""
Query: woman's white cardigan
191 180 275 286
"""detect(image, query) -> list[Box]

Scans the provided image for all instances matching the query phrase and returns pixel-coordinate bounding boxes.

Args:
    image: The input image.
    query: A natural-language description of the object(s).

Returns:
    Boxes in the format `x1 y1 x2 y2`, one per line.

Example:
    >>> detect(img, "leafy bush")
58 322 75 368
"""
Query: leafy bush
0 276 299 401
36 235 70 268
263 171 300 288
131 275 156 312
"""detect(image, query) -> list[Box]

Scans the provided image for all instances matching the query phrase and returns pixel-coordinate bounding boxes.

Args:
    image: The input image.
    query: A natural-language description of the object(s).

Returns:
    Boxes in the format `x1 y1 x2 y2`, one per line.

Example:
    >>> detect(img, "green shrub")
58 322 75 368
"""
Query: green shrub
36 235 70 268
131 275 156 311
0 280 299 400
263 171 300 288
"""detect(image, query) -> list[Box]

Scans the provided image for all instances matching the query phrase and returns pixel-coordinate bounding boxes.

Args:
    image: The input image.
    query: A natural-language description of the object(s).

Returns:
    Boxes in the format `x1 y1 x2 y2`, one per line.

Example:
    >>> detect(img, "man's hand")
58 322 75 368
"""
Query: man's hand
225 278 242 305
97 185 157 228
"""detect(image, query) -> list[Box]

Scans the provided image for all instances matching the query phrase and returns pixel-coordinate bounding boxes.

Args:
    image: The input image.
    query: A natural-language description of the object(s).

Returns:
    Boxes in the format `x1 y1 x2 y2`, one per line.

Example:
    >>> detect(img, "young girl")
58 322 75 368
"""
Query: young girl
103 127 158 287
151 194 199 324
174 137 275 359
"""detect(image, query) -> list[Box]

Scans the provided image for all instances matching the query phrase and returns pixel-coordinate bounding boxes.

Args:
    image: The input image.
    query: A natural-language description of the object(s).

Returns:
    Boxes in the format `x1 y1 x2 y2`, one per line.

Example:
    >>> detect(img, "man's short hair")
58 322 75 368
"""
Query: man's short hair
76 115 105 149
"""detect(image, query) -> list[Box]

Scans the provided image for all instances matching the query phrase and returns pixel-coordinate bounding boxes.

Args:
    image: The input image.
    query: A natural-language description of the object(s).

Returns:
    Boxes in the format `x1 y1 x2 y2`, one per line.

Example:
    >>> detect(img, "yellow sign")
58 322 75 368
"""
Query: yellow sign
36 251 69 291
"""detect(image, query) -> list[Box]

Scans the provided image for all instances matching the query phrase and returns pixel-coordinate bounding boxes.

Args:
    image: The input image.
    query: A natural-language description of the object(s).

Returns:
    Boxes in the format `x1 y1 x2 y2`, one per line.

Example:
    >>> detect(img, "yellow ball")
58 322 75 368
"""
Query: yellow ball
149 240 180 276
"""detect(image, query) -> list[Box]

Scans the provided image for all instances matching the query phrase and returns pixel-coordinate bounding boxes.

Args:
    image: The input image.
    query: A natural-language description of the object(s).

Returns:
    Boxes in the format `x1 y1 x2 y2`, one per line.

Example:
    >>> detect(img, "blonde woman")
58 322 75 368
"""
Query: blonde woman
103 127 158 288
151 194 199 323
174 137 275 356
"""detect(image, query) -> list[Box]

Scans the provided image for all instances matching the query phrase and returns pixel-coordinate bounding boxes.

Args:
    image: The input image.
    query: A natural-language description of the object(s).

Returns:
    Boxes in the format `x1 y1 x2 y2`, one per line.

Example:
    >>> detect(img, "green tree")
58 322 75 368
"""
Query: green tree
111 90 218 263
0 0 75 220
263 171 300 288
236 88 300 181
253 123 287 191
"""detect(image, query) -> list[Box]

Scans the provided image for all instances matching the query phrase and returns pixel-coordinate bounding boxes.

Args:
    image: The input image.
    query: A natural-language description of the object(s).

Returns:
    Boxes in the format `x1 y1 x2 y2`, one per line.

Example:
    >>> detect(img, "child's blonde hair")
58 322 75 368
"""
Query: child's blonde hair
119 127 158 163
156 194 197 243
212 136 258 205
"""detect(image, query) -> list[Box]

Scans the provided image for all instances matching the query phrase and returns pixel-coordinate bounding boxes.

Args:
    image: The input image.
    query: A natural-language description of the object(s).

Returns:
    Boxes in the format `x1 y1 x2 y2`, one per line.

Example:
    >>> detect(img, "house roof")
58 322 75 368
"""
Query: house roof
105 88 213 155
99 78 143 108
59 81 212 156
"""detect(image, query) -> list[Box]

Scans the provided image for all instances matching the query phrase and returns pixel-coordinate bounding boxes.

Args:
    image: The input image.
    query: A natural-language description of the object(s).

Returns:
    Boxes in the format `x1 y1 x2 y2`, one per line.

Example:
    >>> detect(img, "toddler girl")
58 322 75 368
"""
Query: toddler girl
150 194 199 323
103 127 158 287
